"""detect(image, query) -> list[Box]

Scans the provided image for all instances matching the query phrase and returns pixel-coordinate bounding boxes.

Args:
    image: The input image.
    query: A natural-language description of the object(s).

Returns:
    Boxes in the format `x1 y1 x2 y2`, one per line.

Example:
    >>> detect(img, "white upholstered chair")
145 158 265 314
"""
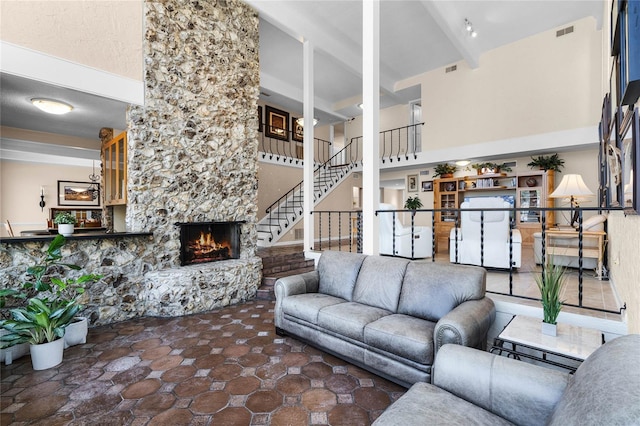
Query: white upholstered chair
379 203 433 259
449 197 521 268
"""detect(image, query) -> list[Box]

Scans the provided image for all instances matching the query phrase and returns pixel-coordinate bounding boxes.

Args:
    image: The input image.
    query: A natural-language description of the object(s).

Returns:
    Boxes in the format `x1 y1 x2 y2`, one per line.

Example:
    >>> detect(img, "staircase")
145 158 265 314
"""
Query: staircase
256 245 315 300
257 146 359 247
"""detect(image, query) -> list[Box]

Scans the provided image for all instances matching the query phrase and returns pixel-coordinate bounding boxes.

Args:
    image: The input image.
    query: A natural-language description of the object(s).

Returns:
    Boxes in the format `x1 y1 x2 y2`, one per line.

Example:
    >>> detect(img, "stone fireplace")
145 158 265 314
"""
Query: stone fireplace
121 0 262 319
178 221 243 266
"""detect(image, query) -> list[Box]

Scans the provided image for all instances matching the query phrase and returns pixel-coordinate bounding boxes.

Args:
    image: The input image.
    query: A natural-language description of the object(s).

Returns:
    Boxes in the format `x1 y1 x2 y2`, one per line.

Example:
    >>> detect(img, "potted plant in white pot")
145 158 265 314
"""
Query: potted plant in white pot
54 212 77 236
0 235 102 368
535 258 566 336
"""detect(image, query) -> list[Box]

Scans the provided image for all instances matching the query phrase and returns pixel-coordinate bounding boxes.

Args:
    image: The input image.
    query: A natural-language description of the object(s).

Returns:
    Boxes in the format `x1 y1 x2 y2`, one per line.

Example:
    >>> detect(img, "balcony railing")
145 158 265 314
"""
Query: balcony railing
259 124 332 165
349 122 424 164
312 206 625 315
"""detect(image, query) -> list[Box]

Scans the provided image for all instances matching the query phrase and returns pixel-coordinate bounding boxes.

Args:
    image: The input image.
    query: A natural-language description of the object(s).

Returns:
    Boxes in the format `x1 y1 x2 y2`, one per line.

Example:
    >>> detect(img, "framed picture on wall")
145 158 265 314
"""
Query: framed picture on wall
422 180 433 192
407 174 418 192
258 106 263 133
265 106 289 141
292 117 304 142
58 180 100 207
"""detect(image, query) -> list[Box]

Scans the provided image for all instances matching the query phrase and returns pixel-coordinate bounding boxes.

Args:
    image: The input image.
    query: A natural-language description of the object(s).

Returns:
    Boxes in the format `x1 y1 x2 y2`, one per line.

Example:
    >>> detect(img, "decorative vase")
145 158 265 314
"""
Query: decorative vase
541 321 557 337
64 316 88 349
30 338 64 370
526 177 537 187
58 224 74 237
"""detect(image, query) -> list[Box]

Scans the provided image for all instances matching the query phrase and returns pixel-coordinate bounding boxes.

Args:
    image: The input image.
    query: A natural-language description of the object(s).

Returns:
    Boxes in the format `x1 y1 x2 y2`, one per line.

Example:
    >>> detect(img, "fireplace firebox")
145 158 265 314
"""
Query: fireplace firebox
177 221 244 266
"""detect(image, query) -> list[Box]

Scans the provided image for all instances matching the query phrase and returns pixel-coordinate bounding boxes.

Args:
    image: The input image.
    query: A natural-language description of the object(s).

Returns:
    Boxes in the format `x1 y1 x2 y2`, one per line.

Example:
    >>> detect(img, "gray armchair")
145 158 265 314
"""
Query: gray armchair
373 334 640 426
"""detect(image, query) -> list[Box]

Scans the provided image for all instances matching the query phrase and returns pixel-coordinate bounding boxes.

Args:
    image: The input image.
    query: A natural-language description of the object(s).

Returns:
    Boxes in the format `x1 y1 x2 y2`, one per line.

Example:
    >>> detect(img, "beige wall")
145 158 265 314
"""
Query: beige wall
257 162 303 215
608 213 640 333
0 0 143 81
398 17 602 149
1 160 96 236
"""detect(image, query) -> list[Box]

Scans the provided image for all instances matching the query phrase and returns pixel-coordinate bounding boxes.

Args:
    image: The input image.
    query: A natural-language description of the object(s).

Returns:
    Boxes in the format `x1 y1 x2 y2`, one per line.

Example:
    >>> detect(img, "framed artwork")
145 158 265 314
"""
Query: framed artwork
292 117 304 142
422 180 433 192
58 180 100 207
265 106 289 141
407 174 418 192
623 108 639 214
258 106 263 133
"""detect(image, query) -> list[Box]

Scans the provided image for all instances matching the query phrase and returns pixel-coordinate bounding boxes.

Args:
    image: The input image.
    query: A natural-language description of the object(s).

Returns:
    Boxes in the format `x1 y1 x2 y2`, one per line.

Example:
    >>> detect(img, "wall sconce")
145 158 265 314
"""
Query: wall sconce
39 187 46 211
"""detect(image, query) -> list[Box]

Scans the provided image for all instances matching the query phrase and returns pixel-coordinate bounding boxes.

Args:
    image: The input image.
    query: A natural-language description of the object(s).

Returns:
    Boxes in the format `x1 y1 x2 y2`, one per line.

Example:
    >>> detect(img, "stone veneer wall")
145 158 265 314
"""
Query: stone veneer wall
0 0 262 326
125 0 262 315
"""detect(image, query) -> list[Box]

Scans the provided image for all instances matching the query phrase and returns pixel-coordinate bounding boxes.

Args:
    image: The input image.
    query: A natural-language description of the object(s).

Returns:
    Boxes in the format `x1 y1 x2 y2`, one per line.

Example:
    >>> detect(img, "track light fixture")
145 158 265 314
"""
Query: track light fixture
464 18 477 38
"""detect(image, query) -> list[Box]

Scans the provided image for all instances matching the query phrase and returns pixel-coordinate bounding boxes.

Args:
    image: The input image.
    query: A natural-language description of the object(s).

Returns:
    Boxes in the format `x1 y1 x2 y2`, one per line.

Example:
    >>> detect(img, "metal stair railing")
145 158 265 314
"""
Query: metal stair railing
259 140 359 243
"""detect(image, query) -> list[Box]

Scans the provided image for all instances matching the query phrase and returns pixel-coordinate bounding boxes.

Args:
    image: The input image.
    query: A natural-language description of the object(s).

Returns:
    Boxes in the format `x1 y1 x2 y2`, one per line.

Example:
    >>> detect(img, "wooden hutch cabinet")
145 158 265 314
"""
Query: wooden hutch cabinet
102 131 128 206
433 170 554 251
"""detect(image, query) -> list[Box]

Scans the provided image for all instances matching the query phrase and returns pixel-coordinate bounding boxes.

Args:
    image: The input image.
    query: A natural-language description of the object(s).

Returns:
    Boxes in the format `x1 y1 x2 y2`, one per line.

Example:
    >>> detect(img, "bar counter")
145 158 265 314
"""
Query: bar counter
0 231 153 244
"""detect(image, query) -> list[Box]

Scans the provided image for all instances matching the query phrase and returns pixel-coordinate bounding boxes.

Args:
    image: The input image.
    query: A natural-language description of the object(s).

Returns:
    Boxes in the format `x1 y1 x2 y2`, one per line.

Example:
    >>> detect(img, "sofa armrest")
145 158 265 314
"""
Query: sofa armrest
434 297 496 352
433 344 569 426
274 271 319 328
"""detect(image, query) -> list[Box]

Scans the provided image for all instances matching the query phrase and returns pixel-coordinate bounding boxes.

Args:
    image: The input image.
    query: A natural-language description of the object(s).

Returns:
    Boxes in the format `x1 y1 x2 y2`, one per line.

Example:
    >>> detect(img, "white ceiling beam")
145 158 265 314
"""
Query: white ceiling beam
419 0 480 69
247 1 398 99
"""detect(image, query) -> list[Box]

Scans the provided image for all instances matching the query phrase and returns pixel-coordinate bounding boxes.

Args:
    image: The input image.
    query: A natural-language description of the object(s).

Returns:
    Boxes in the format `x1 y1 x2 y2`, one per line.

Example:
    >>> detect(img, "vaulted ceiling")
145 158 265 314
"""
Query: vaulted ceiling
0 1 604 142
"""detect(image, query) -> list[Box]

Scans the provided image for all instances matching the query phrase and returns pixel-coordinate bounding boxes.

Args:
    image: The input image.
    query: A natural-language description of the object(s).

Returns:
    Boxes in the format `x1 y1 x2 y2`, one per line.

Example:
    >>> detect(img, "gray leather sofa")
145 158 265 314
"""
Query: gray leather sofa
374 334 640 425
274 251 495 387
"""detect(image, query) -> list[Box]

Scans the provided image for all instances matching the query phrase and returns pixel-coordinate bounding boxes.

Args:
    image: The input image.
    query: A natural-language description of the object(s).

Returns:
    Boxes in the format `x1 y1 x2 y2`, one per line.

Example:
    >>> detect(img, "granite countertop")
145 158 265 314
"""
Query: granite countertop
0 232 153 244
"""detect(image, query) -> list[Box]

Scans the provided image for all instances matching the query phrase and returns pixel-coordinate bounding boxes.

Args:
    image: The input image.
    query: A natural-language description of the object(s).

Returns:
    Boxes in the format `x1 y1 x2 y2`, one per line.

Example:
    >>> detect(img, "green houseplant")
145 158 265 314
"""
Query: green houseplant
471 162 512 175
527 153 565 172
0 235 101 369
433 163 457 178
535 258 566 336
53 212 77 237
404 196 423 210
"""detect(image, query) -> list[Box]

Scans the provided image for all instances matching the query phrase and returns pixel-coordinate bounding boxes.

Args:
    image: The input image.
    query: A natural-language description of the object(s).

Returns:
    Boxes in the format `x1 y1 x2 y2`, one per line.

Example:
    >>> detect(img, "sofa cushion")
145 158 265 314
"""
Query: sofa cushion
317 251 367 301
352 256 409 312
281 293 346 325
548 334 640 426
398 262 486 322
318 302 391 341
581 213 607 231
372 382 513 426
365 314 435 365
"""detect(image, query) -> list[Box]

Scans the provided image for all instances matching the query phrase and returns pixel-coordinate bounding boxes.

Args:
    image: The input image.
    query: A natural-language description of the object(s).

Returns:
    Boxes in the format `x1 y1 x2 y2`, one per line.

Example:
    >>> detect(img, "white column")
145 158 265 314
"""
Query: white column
362 0 380 255
303 39 315 253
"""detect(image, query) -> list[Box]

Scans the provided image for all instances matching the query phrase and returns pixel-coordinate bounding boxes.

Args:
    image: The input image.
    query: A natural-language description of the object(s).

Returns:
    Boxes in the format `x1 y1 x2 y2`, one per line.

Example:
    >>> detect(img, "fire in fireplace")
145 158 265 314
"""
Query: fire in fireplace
177 221 243 266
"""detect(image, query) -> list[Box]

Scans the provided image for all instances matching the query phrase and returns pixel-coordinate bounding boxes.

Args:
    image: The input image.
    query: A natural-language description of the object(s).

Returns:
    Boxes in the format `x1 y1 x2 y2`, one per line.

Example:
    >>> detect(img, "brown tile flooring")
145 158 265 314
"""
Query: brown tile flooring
1 301 405 426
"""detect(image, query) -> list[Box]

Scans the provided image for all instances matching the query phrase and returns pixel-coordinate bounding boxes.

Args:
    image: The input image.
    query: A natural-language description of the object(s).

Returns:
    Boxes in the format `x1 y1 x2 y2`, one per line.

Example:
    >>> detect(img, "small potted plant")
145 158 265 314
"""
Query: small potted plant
54 212 77 236
433 163 457 178
535 258 566 336
404 196 423 210
472 162 512 175
527 153 565 172
0 235 102 369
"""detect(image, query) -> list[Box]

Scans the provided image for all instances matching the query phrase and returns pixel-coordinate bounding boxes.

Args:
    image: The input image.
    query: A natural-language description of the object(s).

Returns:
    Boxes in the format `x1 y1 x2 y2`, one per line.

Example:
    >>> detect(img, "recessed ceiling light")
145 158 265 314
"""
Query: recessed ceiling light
31 98 74 115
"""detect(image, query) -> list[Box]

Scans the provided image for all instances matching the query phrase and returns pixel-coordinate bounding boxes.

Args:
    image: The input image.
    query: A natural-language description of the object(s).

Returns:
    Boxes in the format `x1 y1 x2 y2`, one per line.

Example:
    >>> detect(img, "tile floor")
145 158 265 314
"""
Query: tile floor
1 300 405 426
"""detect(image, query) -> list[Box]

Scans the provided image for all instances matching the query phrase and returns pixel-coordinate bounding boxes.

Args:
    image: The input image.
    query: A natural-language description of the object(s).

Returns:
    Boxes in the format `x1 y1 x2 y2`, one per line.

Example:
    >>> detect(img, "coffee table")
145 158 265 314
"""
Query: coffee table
490 315 603 372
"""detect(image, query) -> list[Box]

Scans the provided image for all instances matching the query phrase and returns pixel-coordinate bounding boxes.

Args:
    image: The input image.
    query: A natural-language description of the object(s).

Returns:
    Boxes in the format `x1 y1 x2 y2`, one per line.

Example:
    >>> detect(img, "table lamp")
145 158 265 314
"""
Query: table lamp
550 174 593 228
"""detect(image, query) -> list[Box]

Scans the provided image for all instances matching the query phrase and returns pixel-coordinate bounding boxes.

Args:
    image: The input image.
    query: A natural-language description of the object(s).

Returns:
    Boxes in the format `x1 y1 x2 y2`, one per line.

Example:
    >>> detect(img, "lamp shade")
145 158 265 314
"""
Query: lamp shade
550 174 593 199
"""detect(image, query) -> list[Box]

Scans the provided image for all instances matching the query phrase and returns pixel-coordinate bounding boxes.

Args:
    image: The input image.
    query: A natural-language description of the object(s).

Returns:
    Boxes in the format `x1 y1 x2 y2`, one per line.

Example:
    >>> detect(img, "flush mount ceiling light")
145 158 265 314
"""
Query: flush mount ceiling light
455 160 471 166
296 117 319 127
31 98 74 115
464 18 477 38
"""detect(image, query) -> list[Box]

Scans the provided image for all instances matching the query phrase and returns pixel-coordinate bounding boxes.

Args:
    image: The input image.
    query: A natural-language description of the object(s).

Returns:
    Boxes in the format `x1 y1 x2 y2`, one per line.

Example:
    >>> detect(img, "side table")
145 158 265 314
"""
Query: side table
544 229 606 279
490 315 603 373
